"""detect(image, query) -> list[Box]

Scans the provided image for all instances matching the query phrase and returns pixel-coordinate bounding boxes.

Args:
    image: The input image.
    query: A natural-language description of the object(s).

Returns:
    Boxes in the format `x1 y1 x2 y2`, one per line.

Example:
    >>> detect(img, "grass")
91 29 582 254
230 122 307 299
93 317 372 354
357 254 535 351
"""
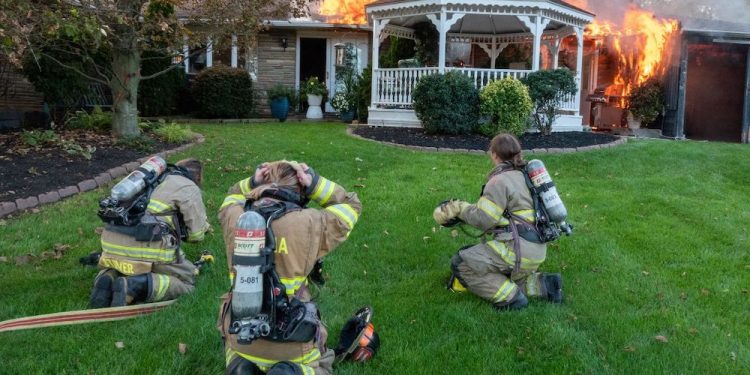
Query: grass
1 122 749 374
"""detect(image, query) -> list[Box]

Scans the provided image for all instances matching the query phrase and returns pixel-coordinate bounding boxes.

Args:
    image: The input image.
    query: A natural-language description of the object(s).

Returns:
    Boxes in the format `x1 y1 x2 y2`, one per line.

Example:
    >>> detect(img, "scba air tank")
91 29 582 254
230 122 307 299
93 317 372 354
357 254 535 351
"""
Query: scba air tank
110 156 167 201
526 159 568 224
232 210 266 319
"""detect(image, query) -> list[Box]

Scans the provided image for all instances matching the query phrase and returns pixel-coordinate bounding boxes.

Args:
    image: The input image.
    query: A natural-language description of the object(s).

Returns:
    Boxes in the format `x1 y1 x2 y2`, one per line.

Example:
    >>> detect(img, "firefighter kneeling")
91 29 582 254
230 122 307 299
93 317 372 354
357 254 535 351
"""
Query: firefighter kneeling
88 157 210 308
434 134 570 311
218 160 378 375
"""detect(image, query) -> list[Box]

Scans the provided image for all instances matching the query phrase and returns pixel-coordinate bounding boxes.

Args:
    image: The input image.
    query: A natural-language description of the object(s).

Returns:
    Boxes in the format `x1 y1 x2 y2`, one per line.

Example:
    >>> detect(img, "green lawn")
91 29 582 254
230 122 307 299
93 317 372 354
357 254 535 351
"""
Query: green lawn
1 123 749 374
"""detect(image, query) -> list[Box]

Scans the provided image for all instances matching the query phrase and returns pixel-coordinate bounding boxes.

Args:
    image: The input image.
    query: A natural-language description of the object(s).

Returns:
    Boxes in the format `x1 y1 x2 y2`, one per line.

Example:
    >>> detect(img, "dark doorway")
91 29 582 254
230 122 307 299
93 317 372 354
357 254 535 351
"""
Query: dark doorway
300 38 327 84
685 42 748 142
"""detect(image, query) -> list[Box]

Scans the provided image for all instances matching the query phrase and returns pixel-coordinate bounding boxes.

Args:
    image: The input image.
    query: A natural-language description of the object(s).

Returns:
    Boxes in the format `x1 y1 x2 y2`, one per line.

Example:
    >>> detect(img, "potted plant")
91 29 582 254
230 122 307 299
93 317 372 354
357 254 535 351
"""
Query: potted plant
331 92 356 123
627 78 665 130
301 77 327 119
267 84 294 122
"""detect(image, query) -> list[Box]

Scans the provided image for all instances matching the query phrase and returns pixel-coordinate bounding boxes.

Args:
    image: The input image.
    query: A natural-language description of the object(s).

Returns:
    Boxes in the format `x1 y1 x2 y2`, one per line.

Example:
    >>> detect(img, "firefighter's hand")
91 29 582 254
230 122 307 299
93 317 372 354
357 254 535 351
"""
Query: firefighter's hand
292 162 313 187
433 200 468 226
253 162 270 185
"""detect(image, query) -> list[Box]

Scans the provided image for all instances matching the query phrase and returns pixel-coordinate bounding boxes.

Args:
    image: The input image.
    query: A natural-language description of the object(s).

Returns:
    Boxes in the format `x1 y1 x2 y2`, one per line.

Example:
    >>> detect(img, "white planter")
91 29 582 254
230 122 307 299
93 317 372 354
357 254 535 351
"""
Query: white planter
306 94 323 119
626 111 641 130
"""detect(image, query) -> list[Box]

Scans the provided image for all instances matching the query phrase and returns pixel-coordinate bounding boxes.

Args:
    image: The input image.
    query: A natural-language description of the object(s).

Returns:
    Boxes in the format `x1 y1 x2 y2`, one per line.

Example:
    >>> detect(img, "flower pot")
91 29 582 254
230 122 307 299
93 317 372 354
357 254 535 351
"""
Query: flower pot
626 111 641 130
270 97 289 122
339 109 356 123
306 94 323 119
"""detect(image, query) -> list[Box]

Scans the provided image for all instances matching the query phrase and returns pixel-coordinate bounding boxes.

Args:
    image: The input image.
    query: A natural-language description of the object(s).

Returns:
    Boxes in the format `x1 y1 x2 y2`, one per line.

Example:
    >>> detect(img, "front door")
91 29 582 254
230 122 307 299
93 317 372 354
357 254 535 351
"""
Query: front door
300 37 328 89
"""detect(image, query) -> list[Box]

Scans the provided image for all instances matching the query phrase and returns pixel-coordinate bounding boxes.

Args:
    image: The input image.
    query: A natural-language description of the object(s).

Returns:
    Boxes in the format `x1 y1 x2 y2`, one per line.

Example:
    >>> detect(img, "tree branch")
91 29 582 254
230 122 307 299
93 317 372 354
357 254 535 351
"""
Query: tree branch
40 52 109 85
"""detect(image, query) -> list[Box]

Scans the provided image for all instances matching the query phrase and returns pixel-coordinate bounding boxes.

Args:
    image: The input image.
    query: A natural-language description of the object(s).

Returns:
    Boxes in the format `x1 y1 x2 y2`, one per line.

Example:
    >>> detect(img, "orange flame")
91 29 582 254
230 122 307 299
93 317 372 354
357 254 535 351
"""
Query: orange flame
319 0 375 24
586 5 678 97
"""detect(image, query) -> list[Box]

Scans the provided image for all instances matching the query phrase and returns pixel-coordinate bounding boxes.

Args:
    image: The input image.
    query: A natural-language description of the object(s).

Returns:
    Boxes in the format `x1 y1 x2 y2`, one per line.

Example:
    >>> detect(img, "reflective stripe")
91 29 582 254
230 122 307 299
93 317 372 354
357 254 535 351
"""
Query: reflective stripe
153 274 170 301
101 240 175 263
221 194 246 210
301 365 315 375
147 199 171 213
310 177 335 205
477 197 502 221
325 204 358 230
187 228 206 242
513 209 536 223
493 279 517 302
526 274 541 297
228 347 321 368
486 240 543 270
280 276 308 296
240 178 253 195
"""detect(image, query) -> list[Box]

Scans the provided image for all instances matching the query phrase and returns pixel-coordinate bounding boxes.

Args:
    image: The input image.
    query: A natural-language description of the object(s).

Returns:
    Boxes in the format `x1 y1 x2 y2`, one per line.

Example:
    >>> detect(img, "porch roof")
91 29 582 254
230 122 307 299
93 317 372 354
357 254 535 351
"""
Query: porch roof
367 0 594 17
680 18 750 39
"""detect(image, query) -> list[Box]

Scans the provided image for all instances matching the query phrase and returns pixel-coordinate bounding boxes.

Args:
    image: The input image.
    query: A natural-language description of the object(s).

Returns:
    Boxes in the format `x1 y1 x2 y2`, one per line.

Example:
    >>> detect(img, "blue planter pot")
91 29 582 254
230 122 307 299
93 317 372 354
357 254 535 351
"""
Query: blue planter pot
270 98 289 122
339 109 356 123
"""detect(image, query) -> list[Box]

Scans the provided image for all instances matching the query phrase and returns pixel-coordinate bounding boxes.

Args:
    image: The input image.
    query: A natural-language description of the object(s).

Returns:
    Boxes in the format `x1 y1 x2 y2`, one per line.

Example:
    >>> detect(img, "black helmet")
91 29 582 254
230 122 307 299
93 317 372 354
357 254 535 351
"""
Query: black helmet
334 306 380 363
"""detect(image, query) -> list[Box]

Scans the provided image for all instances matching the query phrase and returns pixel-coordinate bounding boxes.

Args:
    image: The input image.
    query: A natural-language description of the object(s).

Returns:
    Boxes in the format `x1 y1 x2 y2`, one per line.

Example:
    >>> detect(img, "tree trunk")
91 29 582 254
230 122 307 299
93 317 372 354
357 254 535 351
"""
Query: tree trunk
110 47 141 137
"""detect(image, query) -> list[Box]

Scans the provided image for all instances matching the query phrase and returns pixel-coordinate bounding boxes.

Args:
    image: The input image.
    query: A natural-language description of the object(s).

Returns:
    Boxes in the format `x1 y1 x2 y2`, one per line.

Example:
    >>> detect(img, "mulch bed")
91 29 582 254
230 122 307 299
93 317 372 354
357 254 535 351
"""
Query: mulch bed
352 126 621 151
0 130 183 202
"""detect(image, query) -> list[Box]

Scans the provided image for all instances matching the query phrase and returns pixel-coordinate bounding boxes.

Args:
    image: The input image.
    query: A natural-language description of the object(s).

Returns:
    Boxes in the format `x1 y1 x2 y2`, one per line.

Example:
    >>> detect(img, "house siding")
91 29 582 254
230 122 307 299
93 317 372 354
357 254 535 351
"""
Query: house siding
256 31 297 114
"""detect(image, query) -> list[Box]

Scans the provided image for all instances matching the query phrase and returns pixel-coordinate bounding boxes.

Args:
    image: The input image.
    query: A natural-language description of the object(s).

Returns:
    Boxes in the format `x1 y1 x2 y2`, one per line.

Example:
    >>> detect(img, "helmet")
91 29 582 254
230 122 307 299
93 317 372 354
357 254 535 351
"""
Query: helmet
334 306 380 363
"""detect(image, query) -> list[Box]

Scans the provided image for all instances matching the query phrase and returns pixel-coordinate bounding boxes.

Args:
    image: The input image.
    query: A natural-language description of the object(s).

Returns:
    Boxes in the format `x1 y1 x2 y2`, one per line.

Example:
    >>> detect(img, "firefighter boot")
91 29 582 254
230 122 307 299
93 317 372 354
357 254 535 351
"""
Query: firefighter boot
88 269 118 308
267 361 303 375
111 274 150 307
494 290 529 311
542 273 564 303
446 273 467 293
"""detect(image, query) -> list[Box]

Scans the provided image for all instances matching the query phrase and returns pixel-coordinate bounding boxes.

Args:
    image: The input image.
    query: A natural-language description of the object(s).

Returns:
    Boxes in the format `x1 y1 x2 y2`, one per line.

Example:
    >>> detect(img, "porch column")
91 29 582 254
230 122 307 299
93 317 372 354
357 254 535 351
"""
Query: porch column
438 10 447 73
574 27 584 116
206 37 213 67
371 18 389 108
182 38 189 74
231 35 238 68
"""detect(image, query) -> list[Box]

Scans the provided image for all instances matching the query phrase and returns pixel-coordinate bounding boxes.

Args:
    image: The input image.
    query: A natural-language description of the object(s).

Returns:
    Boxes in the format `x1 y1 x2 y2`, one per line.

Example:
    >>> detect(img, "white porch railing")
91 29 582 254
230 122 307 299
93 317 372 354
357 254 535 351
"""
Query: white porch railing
372 68 580 114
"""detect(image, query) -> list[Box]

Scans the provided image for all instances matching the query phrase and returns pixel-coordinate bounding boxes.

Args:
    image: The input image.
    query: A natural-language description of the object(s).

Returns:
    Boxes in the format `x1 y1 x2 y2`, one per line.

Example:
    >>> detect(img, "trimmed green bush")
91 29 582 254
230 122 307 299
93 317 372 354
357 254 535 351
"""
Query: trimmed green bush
479 78 533 137
138 51 187 117
412 71 480 135
356 65 372 123
192 66 254 118
522 68 577 135
628 78 664 125
153 122 193 143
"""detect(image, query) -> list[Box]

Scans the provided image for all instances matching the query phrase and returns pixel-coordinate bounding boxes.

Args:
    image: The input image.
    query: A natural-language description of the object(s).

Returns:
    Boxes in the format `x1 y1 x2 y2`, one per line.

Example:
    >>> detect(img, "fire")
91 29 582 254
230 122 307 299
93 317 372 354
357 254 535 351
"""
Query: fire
585 5 678 97
319 0 374 24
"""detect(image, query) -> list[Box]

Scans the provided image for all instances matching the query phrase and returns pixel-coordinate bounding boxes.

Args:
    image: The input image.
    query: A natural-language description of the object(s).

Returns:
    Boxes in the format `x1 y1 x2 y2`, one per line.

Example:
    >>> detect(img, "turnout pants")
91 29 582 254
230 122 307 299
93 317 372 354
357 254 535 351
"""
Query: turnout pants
451 237 547 304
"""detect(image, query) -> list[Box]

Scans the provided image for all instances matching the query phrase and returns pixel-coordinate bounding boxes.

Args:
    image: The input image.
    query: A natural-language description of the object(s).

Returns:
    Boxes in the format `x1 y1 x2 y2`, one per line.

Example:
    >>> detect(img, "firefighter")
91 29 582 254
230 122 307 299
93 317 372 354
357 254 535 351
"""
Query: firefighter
88 158 210 308
218 160 363 375
433 134 564 311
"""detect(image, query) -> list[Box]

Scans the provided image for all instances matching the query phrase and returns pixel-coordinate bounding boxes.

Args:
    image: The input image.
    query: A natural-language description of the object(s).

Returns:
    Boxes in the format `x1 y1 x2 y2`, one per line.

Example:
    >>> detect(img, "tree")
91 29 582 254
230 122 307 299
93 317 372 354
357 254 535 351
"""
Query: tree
0 0 307 137
522 68 577 136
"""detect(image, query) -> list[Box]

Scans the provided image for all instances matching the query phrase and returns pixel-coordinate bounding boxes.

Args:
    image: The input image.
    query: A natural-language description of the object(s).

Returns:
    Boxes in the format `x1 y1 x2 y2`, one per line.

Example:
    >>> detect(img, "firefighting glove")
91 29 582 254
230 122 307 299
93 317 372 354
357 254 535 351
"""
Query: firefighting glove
433 199 468 227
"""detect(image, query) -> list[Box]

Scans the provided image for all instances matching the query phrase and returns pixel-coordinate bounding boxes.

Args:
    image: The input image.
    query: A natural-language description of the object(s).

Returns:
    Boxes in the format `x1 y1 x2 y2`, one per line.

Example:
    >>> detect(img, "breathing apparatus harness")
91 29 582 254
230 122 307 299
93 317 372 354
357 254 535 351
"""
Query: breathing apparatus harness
227 188 320 345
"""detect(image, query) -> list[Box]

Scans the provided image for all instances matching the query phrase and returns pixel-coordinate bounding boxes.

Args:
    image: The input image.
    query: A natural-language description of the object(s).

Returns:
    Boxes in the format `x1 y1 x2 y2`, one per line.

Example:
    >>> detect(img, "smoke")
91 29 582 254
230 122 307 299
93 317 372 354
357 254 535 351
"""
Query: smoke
571 0 750 24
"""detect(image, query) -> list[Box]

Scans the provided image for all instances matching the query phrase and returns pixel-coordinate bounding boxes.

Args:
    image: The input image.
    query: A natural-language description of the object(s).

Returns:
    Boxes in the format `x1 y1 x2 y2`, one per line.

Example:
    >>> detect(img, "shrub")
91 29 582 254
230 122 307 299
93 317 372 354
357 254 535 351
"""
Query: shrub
412 71 480 135
116 135 155 153
380 37 416 68
64 107 112 131
267 84 298 108
300 77 327 97
192 66 255 118
479 78 533 137
153 123 193 143
522 68 577 135
138 51 187 117
331 92 353 112
628 78 664 125
356 65 372 123
21 130 58 148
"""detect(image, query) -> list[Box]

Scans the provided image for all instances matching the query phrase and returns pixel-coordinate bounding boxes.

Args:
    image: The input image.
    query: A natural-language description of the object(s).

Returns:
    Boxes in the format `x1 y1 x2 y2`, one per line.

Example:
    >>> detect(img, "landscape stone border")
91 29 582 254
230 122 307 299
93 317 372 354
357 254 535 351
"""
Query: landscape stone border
346 125 627 156
0 133 205 220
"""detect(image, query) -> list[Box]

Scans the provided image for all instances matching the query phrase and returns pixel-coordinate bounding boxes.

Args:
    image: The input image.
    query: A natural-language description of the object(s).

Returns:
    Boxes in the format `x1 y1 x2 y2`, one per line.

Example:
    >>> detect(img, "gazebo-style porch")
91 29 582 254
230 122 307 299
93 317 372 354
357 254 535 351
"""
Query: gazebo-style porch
365 0 594 130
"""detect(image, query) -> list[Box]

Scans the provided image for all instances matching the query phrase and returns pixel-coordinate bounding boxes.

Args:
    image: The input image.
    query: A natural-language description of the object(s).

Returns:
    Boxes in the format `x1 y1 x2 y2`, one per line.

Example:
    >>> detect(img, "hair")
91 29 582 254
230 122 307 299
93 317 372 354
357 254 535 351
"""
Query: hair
489 133 526 169
175 158 203 187
247 161 303 201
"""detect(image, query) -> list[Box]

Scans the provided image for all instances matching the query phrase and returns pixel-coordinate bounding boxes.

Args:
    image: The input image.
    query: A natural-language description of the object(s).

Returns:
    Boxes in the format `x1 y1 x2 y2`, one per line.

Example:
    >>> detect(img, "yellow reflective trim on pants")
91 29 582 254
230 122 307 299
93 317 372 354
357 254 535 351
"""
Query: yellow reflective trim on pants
493 279 517 303
187 228 206 242
221 194 246 210
240 178 253 195
153 274 169 301
227 347 321 368
101 240 175 262
325 204 358 230
477 196 502 221
486 240 543 270
280 276 307 296
310 177 335 205
525 274 541 297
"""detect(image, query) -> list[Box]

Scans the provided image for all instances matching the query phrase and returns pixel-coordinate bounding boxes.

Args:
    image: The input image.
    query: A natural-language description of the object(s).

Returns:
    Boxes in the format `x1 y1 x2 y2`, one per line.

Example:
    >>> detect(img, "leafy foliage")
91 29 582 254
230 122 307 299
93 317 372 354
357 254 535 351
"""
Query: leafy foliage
479 78 534 137
192 66 255 119
21 130 58 148
380 37 416 68
300 76 328 97
522 69 577 135
115 134 156 153
21 47 102 105
266 84 298 108
412 71 480 135
628 78 665 125
20 129 95 159
63 107 112 131
138 51 187 117
152 123 193 144
356 65 372 123
413 22 439 67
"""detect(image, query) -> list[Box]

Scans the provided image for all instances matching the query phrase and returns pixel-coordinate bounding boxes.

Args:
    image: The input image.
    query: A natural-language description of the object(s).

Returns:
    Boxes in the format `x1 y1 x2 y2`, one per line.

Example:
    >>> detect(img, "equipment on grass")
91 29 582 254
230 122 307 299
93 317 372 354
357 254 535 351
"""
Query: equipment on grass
98 156 167 226
334 306 380 363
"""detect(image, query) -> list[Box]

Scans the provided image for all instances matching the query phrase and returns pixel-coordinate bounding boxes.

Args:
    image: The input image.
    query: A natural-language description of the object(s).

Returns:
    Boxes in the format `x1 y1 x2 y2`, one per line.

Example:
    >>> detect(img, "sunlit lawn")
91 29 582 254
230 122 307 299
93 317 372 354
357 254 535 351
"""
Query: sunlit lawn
0 122 748 374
